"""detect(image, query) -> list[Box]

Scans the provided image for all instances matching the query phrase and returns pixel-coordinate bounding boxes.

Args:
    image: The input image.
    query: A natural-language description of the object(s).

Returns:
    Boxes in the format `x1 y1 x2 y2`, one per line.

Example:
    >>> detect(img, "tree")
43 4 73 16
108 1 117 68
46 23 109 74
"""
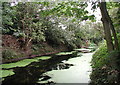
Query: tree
108 2 120 35
99 1 119 52
2 2 16 34
13 2 45 49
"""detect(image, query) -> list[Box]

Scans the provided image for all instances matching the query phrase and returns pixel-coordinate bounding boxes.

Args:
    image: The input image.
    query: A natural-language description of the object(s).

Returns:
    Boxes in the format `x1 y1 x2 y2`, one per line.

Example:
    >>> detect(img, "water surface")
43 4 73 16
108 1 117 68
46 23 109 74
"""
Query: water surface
2 50 93 85
38 53 93 84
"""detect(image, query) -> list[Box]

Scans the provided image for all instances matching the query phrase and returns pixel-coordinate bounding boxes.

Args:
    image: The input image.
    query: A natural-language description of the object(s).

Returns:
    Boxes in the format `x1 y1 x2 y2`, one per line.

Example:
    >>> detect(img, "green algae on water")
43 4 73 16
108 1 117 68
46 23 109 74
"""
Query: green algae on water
0 70 15 78
36 56 51 60
56 51 76 56
1 56 51 69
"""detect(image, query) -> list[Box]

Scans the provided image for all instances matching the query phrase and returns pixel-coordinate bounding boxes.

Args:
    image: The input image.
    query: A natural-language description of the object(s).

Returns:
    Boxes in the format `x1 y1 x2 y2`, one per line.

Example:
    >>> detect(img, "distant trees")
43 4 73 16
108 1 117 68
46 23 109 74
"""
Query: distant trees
3 1 119 52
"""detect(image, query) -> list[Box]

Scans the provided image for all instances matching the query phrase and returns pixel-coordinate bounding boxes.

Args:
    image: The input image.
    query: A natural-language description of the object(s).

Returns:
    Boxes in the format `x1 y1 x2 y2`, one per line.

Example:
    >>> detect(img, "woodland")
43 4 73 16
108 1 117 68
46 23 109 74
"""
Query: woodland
1 1 120 84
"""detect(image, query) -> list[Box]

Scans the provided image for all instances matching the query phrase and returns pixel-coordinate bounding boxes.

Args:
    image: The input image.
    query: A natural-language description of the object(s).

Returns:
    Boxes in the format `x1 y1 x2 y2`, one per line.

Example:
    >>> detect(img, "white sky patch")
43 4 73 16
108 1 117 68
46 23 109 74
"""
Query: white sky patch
94 8 101 22
58 23 67 29
11 3 15 6
86 2 102 22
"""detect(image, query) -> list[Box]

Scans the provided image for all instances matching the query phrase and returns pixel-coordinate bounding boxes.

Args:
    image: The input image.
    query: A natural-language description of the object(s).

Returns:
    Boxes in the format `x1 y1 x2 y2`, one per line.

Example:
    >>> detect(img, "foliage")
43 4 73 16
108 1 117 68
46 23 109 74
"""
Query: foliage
2 2 103 60
14 2 45 42
67 21 104 46
43 20 64 46
2 49 17 60
2 2 120 84
2 2 45 43
118 34 120 47
90 2 120 84
90 41 120 84
90 42 109 84
2 2 100 50
91 42 108 68
2 2 16 34
42 18 78 50
47 2 95 21
108 2 120 34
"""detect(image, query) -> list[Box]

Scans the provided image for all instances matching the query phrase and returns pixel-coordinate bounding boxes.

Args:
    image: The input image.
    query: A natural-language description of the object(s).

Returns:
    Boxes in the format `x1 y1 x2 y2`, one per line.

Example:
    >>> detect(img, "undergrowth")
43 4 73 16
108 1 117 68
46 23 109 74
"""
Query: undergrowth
90 42 120 85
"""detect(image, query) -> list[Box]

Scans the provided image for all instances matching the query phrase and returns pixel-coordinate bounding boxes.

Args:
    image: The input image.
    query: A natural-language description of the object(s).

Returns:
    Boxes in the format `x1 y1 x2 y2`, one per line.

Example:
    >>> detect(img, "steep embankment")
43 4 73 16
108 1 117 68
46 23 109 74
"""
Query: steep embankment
90 43 120 84
2 35 69 63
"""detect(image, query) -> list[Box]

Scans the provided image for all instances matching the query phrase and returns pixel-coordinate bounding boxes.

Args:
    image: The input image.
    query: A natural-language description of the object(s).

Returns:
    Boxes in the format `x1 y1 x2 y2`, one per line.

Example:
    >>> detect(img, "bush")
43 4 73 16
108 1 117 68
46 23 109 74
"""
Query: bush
90 42 120 84
90 42 110 84
2 49 17 60
91 42 109 68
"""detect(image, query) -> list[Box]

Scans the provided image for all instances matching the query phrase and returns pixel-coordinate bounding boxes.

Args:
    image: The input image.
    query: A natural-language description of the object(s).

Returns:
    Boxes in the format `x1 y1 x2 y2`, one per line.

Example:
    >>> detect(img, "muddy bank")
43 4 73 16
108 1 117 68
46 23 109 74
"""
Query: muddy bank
2 35 69 63
2 51 60 64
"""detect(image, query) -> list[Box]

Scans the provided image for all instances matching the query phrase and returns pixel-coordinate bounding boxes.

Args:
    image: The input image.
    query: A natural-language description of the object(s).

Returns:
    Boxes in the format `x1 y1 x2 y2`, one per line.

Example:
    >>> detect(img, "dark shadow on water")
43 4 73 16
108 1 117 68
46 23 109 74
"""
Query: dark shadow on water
51 63 74 70
2 54 76 85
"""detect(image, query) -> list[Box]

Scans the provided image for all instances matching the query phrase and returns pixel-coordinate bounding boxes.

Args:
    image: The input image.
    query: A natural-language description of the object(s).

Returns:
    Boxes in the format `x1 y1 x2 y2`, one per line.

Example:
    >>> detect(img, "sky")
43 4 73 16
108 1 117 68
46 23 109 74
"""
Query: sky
86 2 102 22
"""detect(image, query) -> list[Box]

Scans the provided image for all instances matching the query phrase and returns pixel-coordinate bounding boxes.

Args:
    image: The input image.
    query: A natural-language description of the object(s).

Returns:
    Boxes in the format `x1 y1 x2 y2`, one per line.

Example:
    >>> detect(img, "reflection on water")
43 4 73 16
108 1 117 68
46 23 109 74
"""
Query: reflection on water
51 62 74 70
37 62 74 84
38 53 93 84
2 51 93 85
2 53 76 85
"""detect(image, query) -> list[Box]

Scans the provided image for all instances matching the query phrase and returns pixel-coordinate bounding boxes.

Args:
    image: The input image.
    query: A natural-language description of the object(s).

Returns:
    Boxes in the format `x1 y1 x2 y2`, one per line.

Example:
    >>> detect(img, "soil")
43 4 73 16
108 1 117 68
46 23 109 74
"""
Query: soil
2 35 68 63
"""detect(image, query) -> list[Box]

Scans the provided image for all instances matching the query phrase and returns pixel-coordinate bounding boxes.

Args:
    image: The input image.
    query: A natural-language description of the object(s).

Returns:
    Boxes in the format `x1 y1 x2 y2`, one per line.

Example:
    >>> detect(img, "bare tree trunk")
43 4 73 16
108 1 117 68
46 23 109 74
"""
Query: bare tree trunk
99 1 114 52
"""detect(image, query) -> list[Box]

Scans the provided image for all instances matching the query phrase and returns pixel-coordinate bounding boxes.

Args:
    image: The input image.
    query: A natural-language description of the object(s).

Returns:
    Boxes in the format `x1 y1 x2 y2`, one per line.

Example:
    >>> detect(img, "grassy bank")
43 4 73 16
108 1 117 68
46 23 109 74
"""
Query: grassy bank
90 42 120 84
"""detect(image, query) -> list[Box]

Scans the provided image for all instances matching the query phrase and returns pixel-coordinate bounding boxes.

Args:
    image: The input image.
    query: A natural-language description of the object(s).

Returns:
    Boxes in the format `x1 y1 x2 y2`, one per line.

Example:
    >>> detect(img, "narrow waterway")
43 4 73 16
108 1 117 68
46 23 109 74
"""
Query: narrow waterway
2 49 94 85
38 52 93 84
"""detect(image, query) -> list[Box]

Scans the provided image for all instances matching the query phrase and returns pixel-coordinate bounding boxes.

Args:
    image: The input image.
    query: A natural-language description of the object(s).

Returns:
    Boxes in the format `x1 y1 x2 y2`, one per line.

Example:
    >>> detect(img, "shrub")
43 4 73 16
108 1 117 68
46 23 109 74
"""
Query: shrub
2 49 17 60
90 42 109 84
91 42 109 68
90 41 120 84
